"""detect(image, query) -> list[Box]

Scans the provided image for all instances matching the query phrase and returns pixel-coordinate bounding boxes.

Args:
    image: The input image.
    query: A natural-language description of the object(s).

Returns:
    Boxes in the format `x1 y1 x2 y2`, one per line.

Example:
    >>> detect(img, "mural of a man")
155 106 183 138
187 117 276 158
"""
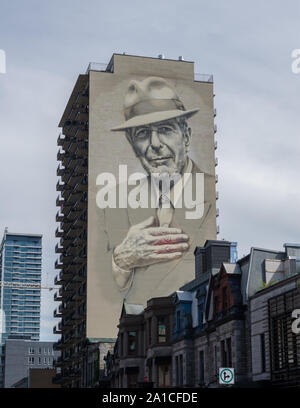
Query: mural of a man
100 76 215 303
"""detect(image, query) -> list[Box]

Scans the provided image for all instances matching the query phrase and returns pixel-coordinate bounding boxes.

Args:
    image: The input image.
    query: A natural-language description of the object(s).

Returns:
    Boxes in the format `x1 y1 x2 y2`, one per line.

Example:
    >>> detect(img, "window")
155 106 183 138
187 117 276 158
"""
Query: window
199 350 204 385
148 318 152 345
128 331 137 355
38 357 41 365
158 317 167 343
260 333 266 372
38 348 41 354
48 357 52 365
44 357 47 364
28 347 34 355
28 357 34 365
48 348 51 354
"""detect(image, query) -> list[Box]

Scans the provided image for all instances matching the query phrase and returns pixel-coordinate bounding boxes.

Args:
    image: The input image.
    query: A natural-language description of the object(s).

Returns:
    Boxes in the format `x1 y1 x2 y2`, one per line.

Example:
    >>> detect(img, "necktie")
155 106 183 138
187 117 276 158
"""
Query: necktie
157 194 174 227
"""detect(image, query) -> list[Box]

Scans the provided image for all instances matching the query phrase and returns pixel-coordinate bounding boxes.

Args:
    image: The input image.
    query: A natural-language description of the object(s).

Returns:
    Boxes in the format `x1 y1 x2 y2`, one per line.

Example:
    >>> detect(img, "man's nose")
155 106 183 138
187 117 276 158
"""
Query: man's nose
150 129 162 151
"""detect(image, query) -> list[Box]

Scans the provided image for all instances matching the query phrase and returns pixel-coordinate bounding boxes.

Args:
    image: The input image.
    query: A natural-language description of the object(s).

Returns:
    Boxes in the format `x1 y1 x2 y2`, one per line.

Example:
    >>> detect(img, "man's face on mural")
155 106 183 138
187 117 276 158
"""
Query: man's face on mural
127 118 191 175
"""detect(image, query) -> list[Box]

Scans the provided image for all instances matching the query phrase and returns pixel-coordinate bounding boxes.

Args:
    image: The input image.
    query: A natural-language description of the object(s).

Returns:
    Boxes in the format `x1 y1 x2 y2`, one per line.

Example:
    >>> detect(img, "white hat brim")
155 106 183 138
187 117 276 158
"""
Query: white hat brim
111 108 200 131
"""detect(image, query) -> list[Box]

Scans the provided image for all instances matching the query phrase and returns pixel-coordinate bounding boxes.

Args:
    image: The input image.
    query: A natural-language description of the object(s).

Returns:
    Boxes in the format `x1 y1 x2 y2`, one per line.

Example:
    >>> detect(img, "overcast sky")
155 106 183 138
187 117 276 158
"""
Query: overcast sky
0 0 299 341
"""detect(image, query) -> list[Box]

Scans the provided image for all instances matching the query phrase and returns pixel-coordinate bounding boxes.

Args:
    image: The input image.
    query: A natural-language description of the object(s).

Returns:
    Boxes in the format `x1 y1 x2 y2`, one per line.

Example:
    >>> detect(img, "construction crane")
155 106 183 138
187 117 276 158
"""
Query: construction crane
0 280 56 291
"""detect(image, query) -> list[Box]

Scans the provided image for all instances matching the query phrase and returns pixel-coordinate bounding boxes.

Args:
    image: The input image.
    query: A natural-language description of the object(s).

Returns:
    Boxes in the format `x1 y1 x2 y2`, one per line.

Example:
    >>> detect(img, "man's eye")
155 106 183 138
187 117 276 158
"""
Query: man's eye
158 127 173 133
135 129 149 139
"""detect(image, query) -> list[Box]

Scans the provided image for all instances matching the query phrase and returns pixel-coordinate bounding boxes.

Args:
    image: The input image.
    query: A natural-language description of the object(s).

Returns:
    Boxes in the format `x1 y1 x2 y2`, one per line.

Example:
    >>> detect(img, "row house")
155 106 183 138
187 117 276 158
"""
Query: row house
104 241 300 388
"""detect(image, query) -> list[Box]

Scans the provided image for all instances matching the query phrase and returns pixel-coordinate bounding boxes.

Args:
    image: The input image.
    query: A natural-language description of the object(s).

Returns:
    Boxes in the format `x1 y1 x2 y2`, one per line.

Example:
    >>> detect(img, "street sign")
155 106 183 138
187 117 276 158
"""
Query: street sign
219 368 234 385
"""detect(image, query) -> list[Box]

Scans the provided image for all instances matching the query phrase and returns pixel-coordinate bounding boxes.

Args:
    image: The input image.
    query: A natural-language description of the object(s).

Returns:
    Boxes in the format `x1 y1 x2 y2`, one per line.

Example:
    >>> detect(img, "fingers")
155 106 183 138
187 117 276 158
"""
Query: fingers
149 234 189 245
151 242 189 254
146 227 182 236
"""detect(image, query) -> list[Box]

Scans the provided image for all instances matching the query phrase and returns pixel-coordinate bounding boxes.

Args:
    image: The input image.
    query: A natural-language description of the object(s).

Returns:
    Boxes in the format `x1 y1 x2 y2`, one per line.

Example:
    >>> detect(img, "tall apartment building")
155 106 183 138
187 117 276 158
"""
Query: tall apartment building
53 69 89 388
0 230 42 387
54 53 218 387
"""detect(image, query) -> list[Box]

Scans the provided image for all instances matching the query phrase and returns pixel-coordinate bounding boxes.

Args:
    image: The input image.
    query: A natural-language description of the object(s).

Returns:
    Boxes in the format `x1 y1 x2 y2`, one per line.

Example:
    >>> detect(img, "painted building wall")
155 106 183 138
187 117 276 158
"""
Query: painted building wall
87 54 217 339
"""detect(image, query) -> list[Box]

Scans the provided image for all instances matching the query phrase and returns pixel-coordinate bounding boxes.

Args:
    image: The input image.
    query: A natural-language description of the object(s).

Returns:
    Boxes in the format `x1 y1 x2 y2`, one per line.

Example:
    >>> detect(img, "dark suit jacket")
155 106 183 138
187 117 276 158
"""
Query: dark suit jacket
97 159 217 305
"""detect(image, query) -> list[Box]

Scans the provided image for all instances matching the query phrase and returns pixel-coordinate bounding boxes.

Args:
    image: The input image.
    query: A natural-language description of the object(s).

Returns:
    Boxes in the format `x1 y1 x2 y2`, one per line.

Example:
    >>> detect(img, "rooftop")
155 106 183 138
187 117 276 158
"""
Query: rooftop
86 53 213 83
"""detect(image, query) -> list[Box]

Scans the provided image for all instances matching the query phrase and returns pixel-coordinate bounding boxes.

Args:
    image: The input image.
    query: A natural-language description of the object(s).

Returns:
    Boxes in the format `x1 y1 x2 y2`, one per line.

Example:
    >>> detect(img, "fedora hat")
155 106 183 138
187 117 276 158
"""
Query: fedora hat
111 76 200 131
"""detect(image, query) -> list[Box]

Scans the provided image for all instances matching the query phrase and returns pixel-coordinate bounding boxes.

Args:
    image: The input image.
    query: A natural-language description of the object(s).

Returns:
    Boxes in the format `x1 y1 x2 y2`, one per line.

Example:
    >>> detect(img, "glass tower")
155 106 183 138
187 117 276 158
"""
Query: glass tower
0 230 42 386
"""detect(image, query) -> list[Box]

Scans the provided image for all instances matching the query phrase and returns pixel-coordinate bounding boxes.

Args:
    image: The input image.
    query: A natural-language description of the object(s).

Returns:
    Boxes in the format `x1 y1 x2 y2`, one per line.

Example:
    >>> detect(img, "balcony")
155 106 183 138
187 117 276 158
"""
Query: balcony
57 133 65 146
73 217 84 228
57 149 65 161
53 324 62 335
61 269 73 281
54 307 63 318
71 292 85 302
61 287 73 299
62 254 73 264
54 289 63 301
56 211 64 223
55 227 64 238
64 192 82 206
73 161 87 177
71 311 84 323
55 243 64 254
56 180 65 192
56 164 66 177
54 272 64 286
56 195 64 207
55 259 63 270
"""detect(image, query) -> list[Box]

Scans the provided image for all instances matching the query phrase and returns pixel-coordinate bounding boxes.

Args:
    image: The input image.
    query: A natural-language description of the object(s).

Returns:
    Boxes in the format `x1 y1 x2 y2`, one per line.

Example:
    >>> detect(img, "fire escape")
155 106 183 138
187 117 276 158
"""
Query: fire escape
53 75 89 387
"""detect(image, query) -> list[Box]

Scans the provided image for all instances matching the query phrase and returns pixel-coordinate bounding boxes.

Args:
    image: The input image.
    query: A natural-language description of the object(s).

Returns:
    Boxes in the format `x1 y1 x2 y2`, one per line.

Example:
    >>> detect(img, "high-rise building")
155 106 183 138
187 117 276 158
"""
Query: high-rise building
0 230 42 387
54 53 218 387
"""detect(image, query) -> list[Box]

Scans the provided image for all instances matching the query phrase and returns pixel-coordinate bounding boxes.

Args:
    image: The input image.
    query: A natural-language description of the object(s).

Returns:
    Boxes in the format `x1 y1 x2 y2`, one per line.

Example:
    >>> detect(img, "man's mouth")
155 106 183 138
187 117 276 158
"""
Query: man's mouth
149 156 173 164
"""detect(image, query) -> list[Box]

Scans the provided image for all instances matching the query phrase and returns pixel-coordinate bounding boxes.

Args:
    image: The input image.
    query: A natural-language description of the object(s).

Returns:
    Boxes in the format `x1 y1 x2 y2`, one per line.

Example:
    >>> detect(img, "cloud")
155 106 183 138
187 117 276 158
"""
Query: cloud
0 0 299 339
